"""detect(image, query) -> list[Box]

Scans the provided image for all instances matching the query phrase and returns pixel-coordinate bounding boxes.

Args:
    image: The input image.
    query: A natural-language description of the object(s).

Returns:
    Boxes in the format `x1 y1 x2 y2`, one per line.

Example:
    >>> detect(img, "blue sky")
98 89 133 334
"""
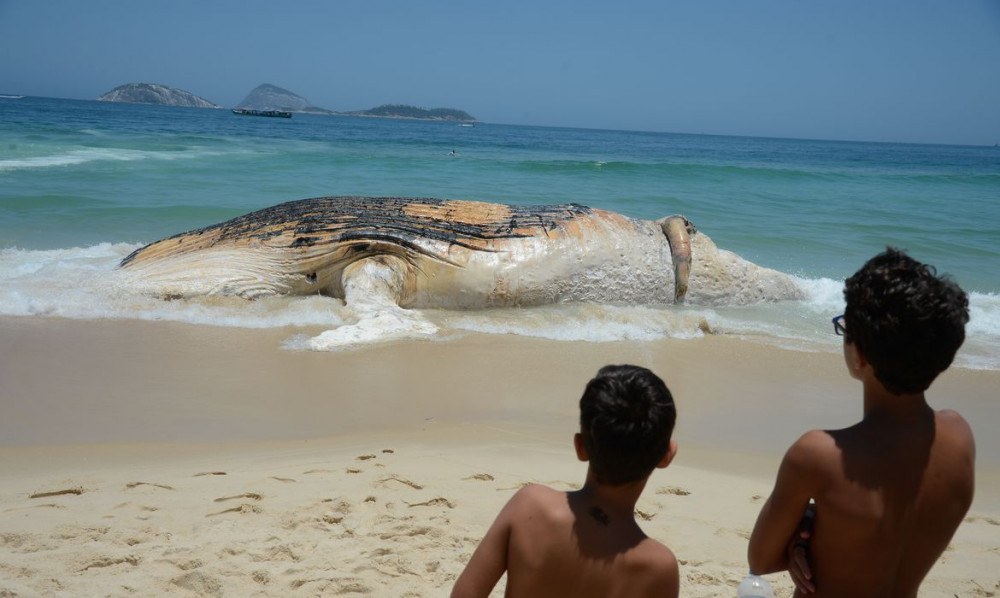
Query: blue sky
2 0 998 145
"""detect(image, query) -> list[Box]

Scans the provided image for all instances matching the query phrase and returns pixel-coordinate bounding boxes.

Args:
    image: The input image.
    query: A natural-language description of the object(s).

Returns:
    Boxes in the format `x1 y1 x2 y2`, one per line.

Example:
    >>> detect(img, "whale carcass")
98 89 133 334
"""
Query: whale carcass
119 196 802 307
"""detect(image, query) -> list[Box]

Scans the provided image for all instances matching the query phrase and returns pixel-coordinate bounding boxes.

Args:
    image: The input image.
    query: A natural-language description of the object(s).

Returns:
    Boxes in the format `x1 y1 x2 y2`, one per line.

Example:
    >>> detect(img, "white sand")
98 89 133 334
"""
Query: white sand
1 317 997 596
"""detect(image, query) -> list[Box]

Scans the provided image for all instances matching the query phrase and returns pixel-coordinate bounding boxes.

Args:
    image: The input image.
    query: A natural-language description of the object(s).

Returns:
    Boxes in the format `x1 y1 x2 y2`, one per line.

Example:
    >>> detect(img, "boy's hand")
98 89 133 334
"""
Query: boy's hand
787 503 816 594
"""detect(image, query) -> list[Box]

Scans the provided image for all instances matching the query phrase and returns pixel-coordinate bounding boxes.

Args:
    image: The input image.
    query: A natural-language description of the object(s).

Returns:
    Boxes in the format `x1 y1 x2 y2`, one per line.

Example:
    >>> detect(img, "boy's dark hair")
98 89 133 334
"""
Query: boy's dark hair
579 364 676 486
844 247 969 395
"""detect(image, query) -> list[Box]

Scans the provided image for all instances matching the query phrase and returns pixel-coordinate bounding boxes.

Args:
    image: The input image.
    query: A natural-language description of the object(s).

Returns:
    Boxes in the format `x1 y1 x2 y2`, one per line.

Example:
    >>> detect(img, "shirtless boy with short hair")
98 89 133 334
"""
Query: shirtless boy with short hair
451 364 680 598
748 248 976 596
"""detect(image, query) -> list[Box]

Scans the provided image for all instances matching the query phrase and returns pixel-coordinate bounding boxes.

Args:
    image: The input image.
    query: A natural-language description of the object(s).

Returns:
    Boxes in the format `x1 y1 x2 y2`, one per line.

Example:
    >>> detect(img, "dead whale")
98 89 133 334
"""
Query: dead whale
119 196 803 307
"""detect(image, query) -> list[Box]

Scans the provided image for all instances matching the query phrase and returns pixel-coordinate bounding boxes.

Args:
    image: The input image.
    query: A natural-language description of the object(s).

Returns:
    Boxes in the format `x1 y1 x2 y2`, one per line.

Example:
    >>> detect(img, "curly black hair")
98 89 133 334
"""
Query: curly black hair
843 247 969 395
579 365 676 486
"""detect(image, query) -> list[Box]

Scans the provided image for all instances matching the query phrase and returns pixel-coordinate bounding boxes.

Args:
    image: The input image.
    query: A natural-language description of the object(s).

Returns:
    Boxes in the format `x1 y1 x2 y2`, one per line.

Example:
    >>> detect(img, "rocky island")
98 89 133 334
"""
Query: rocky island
236 84 333 115
97 83 218 108
344 104 476 122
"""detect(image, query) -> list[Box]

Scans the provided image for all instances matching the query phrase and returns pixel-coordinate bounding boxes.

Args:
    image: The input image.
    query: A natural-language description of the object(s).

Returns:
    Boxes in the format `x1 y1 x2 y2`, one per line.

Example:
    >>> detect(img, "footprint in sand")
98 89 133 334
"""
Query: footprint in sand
363 552 421 578
656 486 691 496
376 475 423 490
686 570 726 585
251 543 301 563
78 555 141 572
51 524 110 542
1 532 55 553
318 499 353 525
29 487 85 499
356 454 377 461
463 473 495 482
206 503 262 517
162 558 203 571
270 476 296 483
171 571 223 595
634 509 655 521
213 492 263 503
406 497 455 509
0 563 36 583
193 471 227 477
121 532 156 547
125 482 174 491
346 468 362 474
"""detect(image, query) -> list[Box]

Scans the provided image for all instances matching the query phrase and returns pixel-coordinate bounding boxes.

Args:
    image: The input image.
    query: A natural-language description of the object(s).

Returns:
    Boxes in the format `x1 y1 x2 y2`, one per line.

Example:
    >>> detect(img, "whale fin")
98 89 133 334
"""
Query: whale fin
657 215 696 304
340 255 414 307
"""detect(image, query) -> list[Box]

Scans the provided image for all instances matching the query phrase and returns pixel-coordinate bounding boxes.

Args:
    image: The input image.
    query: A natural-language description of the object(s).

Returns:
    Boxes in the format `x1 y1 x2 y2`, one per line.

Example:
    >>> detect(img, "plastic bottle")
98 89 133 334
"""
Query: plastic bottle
736 573 774 598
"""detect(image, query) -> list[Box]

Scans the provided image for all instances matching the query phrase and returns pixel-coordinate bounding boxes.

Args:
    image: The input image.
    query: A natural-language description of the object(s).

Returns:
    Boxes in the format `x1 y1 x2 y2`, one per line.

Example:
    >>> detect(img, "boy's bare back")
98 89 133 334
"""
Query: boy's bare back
757 406 974 596
453 483 678 598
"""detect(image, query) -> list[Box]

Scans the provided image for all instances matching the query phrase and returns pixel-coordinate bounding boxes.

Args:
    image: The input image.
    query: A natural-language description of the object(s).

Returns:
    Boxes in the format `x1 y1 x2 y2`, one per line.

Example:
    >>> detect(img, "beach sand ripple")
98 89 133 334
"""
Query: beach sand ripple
1 434 997 597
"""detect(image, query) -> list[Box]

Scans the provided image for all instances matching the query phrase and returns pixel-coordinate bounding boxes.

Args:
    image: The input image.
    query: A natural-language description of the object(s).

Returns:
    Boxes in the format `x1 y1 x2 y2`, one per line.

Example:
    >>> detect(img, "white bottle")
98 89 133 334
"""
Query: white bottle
736 573 774 598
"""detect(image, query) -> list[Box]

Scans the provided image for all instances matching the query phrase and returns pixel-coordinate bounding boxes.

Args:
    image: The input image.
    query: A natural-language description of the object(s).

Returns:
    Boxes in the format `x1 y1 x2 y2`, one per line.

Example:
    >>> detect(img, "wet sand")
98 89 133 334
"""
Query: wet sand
1 316 997 596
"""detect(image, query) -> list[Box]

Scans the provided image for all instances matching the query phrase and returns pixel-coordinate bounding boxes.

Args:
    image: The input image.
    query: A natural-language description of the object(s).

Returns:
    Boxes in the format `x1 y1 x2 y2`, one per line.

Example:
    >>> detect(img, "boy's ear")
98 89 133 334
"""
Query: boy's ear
656 440 678 469
845 341 870 380
574 433 589 462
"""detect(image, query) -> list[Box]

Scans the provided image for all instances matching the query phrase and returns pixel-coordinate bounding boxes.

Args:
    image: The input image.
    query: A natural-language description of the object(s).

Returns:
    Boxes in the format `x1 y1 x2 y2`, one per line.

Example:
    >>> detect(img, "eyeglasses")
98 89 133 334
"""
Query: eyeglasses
832 315 846 336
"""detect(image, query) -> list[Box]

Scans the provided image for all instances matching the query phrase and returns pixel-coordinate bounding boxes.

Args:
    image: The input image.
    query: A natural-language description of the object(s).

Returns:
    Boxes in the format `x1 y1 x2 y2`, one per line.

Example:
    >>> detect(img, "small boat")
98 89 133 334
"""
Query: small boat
232 108 292 118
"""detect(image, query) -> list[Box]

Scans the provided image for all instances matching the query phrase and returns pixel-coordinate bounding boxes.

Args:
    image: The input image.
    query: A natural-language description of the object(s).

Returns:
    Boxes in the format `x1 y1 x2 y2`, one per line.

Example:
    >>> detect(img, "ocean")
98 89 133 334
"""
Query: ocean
2 96 998 367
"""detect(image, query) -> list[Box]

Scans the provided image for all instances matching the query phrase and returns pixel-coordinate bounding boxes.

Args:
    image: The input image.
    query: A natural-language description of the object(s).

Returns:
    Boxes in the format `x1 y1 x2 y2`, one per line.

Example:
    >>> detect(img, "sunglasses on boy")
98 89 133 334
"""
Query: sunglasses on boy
832 315 846 336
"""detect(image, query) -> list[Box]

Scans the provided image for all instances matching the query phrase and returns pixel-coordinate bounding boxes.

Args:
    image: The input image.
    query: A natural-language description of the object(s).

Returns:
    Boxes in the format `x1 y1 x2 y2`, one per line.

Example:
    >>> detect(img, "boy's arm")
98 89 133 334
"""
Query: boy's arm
451 490 524 598
748 430 827 575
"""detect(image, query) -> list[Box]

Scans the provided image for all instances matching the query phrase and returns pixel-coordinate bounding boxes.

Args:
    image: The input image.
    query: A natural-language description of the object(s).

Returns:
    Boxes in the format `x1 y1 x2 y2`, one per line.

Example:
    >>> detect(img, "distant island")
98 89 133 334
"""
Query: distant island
97 83 218 108
344 104 475 122
96 82 476 122
236 83 333 115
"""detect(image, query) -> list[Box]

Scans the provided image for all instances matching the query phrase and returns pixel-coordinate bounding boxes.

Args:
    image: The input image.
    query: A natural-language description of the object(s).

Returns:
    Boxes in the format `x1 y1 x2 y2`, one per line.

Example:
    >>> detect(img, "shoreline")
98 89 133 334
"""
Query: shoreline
2 316 996 459
1 315 997 596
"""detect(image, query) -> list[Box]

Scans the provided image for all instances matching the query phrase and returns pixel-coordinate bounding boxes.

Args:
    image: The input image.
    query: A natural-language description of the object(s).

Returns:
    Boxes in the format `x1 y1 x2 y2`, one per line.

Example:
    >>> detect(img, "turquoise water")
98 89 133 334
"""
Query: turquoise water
2 96 999 365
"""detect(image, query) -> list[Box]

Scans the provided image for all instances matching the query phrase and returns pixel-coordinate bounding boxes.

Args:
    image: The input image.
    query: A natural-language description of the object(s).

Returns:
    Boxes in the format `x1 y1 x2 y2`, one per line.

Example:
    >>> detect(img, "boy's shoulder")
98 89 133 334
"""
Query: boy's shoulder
931 408 976 481
935 408 975 444
630 535 679 571
623 534 680 595
514 482 564 499
507 482 563 503
784 428 842 469
506 483 569 517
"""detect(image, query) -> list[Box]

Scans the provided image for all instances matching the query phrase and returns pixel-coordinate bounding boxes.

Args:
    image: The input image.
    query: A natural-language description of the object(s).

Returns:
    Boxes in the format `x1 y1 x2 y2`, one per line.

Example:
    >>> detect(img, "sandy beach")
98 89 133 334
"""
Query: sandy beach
1 316 997 597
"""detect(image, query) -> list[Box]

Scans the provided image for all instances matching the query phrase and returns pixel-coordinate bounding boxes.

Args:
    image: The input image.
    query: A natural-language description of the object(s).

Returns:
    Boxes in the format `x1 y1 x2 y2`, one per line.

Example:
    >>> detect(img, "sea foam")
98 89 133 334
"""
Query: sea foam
1 244 997 368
